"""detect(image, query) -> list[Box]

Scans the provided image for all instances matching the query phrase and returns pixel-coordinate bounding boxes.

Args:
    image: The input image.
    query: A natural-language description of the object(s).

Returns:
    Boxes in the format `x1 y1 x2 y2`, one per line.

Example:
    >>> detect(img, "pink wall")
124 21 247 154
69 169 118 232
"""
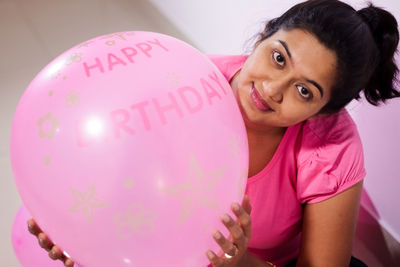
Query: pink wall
347 0 400 244
350 90 400 242
344 4 400 267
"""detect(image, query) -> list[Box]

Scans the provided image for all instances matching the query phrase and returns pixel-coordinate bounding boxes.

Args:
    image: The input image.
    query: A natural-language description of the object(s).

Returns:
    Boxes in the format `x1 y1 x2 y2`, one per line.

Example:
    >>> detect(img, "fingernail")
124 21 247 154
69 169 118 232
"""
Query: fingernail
207 251 215 259
222 214 230 223
214 231 221 240
232 203 240 212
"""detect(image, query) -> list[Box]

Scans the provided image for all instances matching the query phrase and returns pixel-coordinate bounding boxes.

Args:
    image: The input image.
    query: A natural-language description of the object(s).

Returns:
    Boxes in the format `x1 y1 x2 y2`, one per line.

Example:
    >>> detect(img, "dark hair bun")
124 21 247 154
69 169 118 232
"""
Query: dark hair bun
357 4 400 104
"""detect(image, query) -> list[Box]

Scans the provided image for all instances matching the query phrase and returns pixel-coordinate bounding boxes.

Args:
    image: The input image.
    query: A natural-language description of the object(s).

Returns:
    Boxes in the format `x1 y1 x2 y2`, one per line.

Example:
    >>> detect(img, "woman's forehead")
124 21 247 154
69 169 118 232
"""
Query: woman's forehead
260 29 338 99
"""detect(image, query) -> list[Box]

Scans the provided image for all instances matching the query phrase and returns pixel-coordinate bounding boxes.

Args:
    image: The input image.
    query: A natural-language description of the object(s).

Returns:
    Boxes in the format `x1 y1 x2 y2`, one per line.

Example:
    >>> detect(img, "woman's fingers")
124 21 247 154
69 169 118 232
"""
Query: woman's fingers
50 246 75 266
241 195 252 215
220 213 246 251
206 250 224 266
49 246 64 260
27 218 74 266
213 230 238 257
27 218 42 236
38 232 54 251
28 218 54 251
206 196 253 266
64 258 75 267
231 201 252 239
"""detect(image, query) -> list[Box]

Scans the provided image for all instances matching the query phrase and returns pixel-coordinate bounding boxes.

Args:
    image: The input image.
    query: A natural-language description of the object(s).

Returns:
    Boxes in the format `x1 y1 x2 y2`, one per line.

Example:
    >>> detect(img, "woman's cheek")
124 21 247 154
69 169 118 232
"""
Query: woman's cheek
279 108 301 126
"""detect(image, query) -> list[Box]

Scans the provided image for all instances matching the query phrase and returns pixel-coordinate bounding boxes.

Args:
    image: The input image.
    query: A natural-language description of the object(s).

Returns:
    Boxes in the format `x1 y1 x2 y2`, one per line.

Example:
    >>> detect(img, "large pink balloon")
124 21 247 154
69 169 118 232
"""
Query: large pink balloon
12 205 81 267
10 31 248 267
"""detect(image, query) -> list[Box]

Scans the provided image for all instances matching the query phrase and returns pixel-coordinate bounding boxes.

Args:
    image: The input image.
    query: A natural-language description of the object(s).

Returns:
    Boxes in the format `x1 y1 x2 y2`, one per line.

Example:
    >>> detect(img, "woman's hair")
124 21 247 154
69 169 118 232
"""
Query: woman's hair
255 0 400 113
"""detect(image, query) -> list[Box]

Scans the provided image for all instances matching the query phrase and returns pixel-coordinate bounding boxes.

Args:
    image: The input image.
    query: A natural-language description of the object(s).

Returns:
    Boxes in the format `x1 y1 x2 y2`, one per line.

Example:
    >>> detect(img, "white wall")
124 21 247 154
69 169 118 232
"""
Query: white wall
148 0 302 54
148 0 400 243
148 0 400 54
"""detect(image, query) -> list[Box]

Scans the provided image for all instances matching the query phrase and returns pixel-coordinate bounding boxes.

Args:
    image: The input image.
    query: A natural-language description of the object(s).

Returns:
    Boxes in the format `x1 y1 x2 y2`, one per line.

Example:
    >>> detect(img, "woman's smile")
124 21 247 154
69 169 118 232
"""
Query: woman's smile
250 82 274 112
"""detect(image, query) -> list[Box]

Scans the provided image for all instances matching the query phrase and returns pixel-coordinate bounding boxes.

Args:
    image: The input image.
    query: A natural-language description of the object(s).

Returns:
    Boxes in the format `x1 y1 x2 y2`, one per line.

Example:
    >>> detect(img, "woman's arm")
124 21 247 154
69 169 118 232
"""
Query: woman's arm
296 181 363 267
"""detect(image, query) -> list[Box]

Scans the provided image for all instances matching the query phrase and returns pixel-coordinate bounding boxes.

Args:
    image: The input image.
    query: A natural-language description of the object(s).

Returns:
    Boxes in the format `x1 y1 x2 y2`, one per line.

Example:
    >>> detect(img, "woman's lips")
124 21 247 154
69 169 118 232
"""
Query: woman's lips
250 83 272 112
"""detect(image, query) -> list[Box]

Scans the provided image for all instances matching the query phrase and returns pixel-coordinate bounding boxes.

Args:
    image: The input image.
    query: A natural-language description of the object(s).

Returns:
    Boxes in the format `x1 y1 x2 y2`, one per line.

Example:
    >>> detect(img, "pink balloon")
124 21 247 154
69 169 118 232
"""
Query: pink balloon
11 205 80 267
10 31 248 267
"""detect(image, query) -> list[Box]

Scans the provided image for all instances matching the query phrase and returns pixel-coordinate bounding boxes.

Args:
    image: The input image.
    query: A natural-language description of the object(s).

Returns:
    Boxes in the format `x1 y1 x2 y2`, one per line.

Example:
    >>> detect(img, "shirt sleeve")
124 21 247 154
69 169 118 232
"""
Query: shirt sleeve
206 54 248 82
296 116 366 204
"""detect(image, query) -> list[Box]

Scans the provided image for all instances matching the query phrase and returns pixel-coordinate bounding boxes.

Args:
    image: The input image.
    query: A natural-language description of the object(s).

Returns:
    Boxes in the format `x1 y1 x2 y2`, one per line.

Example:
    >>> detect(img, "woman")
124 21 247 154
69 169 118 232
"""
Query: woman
28 0 400 266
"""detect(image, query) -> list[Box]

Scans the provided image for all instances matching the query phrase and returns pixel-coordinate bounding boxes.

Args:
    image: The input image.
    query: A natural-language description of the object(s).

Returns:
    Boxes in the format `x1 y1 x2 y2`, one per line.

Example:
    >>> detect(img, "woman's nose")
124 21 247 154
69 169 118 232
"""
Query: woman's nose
262 80 284 103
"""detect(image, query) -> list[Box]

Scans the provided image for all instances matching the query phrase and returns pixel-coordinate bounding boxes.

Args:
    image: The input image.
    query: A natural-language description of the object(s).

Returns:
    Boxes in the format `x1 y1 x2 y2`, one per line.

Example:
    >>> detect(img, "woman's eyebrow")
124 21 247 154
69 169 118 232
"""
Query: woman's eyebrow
278 40 324 98
278 40 292 58
307 79 324 98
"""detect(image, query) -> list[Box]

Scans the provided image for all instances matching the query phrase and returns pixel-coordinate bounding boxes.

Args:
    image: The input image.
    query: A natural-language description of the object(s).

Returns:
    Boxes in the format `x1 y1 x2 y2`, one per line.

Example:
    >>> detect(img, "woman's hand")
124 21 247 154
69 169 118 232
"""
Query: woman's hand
206 195 252 267
27 218 75 267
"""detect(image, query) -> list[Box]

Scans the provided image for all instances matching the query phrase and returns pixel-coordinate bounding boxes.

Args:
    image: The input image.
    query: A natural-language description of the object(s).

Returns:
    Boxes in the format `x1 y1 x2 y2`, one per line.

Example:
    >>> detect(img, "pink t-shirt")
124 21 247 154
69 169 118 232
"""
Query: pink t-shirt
208 55 366 267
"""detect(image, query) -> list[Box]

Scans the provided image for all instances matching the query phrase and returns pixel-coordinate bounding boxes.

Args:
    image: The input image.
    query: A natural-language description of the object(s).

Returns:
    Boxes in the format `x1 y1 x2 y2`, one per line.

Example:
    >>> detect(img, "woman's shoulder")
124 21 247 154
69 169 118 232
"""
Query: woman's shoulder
296 109 363 164
294 109 366 204
206 54 248 82
305 109 359 141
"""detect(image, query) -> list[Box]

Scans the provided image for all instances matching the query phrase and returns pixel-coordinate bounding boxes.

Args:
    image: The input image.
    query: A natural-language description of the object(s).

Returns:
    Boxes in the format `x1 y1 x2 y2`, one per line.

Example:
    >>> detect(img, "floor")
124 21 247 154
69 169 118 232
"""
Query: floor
0 0 191 266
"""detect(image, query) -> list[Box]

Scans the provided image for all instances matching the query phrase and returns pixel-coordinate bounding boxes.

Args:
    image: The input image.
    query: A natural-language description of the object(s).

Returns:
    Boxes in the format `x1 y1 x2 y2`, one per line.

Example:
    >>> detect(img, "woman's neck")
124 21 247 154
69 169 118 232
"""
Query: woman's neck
246 126 286 177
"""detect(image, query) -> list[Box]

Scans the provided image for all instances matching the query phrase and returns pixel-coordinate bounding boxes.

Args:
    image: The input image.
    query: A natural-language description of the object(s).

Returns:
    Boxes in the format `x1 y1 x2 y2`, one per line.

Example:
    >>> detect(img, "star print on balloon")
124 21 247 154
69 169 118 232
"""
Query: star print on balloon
69 183 109 222
123 178 134 189
66 53 83 65
101 32 134 46
37 112 59 139
228 135 243 158
43 155 51 166
66 91 80 107
166 72 180 87
163 154 226 224
114 202 157 239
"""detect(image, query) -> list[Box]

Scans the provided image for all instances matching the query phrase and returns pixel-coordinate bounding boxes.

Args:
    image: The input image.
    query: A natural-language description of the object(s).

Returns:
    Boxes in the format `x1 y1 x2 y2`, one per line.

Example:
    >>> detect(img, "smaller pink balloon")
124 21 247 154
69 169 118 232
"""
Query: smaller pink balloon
11 205 80 267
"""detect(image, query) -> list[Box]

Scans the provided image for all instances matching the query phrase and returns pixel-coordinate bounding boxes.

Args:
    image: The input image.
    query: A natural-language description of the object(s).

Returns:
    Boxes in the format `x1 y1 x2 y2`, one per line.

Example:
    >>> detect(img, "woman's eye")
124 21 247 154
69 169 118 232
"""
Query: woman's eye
297 85 313 100
272 51 285 67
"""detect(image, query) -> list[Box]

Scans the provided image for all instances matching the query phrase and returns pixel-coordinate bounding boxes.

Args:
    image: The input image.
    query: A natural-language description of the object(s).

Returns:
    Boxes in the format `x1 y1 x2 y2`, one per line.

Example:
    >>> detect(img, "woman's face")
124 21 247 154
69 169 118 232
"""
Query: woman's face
231 29 337 131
